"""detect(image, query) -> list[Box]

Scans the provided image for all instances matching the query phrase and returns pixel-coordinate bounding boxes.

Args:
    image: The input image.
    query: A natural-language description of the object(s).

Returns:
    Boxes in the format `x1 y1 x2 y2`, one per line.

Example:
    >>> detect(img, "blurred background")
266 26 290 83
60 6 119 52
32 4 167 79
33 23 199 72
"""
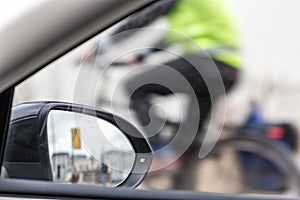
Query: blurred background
225 0 300 126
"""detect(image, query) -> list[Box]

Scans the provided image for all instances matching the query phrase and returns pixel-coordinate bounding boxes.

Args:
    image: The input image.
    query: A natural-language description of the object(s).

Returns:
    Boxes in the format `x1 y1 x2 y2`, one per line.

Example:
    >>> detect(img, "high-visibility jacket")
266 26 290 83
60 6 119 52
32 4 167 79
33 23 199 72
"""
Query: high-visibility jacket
166 0 242 69
110 0 242 69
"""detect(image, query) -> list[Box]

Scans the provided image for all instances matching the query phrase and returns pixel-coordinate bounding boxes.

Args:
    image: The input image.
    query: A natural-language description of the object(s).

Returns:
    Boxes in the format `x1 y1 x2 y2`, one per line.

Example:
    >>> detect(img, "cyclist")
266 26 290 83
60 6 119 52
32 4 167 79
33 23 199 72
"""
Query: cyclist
82 0 242 189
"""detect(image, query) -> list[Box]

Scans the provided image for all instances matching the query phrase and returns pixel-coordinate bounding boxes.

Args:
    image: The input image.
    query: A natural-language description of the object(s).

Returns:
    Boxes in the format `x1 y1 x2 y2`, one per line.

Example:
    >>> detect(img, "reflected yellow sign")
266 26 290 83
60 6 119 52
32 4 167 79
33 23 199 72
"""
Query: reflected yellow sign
72 128 81 149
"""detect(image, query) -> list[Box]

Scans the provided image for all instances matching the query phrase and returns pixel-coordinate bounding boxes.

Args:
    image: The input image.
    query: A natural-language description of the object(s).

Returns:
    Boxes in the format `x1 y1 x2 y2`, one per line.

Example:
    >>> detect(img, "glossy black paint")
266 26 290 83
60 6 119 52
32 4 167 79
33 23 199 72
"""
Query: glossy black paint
3 101 152 188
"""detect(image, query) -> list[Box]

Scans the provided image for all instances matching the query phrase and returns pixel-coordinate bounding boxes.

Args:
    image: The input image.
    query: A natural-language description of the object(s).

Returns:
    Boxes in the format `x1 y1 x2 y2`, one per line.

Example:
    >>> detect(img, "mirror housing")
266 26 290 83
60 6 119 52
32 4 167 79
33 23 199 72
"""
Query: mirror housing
3 101 153 188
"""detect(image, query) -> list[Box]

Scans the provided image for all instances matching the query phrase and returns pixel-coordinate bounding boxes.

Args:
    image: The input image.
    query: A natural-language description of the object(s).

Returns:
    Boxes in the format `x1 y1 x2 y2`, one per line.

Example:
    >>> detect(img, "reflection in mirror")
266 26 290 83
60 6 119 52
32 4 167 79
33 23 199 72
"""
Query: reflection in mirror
47 110 135 187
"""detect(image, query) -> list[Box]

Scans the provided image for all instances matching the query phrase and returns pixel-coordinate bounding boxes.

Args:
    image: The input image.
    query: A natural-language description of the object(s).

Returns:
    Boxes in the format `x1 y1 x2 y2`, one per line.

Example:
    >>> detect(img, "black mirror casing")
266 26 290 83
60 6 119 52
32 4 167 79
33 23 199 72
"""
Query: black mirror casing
3 101 153 188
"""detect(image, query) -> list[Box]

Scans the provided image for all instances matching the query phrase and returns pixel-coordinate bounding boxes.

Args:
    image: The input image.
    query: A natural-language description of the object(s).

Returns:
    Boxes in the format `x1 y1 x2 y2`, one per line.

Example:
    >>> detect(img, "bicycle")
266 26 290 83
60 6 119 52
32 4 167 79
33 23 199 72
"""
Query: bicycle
139 118 300 195
79 53 300 195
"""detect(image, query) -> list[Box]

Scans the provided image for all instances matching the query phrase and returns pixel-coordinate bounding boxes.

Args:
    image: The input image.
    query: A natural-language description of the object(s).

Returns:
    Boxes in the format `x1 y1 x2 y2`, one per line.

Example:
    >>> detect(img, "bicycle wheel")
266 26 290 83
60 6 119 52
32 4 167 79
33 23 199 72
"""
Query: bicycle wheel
197 134 300 195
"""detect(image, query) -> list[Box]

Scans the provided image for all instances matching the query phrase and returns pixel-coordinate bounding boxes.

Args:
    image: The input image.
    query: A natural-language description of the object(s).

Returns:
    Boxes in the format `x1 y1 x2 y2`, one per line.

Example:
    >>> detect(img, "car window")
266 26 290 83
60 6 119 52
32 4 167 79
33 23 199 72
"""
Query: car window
3 0 300 198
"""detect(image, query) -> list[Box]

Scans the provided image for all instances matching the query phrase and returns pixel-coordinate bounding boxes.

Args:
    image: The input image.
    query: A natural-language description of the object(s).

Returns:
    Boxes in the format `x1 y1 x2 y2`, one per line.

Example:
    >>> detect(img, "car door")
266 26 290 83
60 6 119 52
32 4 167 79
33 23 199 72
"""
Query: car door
0 0 299 200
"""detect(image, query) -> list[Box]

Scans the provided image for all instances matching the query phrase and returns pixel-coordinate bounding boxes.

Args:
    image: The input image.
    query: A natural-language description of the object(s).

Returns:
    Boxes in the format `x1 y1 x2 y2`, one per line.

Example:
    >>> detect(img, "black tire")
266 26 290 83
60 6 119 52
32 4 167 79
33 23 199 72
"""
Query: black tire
202 134 300 195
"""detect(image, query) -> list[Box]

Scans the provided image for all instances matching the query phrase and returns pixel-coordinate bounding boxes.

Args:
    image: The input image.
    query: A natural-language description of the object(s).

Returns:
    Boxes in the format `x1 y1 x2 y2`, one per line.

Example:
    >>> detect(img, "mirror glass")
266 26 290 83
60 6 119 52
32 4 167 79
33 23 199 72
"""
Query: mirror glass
47 110 135 187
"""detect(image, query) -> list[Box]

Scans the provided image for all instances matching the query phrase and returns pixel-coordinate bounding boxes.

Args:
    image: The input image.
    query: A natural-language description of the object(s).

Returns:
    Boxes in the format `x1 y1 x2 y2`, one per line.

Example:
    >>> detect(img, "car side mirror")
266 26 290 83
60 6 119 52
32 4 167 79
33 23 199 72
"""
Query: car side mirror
3 102 152 188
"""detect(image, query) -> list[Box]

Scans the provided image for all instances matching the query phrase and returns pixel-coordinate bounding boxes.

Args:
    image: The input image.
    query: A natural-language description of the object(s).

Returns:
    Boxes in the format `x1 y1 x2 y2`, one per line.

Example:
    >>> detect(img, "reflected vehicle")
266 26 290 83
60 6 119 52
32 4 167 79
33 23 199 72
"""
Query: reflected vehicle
3 102 152 188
